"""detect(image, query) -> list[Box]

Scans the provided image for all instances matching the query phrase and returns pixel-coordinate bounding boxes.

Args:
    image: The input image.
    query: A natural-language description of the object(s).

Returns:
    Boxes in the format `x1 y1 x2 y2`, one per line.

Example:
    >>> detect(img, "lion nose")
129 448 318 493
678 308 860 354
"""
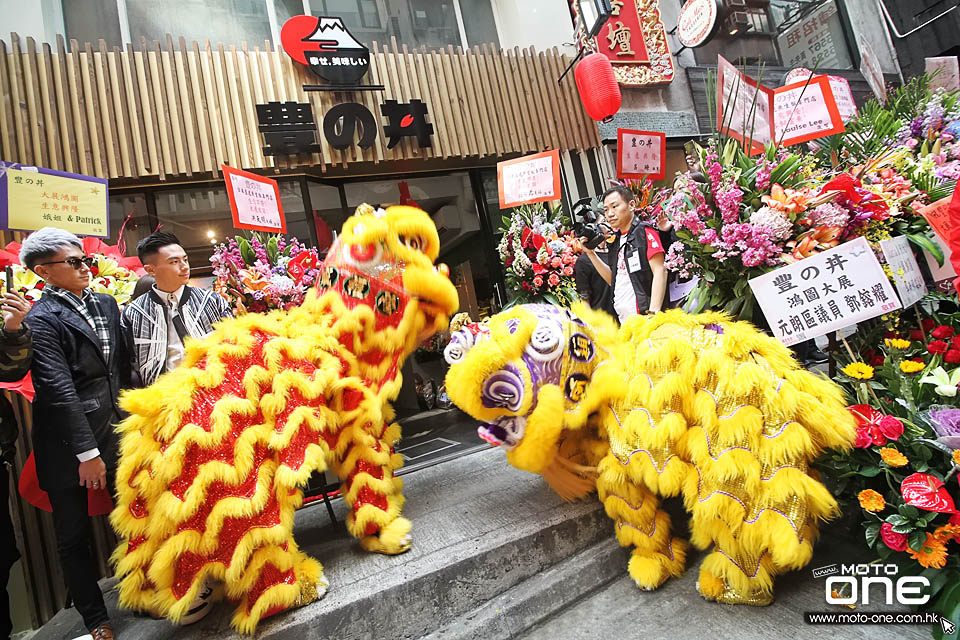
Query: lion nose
436 263 450 278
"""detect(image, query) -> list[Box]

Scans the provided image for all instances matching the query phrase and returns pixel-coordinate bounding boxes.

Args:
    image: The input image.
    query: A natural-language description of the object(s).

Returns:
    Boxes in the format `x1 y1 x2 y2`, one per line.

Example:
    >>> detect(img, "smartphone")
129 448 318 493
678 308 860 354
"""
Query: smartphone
4 266 12 293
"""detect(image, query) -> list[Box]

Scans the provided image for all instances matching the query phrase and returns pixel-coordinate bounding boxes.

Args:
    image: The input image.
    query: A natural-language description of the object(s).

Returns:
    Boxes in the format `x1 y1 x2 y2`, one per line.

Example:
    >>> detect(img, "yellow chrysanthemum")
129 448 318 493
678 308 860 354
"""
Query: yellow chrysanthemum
885 338 911 349
858 489 886 512
843 362 875 380
953 449 960 467
879 447 908 467
908 533 948 569
900 361 925 374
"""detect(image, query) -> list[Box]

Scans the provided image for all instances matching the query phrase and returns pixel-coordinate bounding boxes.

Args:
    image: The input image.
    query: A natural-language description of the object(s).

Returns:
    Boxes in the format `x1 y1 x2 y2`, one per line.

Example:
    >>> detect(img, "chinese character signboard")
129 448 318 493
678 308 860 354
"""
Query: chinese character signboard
257 101 324 155
858 37 886 103
926 56 960 92
827 76 857 122
570 0 674 87
749 237 901 346
280 16 370 85
222 165 286 233
0 161 108 237
776 1 852 70
918 195 952 242
879 236 927 308
497 150 562 209
616 129 665 180
718 56 844 154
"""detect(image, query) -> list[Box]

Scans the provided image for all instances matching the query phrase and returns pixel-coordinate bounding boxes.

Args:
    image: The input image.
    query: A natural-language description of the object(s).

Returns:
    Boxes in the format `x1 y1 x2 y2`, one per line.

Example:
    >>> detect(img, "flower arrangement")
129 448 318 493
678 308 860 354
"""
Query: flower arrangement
210 232 320 314
497 204 579 308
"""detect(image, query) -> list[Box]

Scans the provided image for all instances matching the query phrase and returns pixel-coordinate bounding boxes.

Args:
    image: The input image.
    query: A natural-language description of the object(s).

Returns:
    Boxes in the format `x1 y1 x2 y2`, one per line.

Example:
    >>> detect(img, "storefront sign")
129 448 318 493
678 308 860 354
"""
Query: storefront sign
719 57 844 154
0 161 108 237
858 37 886 103
222 165 286 233
281 15 370 85
918 195 952 242
497 150 562 209
570 0 674 87
880 236 927 308
926 56 960 93
777 1 851 70
257 99 433 154
616 129 665 180
677 0 721 48
749 237 901 346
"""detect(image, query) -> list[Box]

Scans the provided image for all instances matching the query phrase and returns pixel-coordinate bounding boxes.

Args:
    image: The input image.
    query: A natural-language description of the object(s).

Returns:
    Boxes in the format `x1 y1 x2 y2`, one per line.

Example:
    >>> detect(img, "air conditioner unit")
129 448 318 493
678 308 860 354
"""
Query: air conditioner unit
433 204 462 247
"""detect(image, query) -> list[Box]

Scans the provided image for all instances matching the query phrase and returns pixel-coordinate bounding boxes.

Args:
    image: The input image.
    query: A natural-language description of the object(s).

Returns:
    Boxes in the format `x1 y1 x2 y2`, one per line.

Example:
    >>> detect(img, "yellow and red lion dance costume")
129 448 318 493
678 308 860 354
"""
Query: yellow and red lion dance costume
443 303 856 606
111 204 459 633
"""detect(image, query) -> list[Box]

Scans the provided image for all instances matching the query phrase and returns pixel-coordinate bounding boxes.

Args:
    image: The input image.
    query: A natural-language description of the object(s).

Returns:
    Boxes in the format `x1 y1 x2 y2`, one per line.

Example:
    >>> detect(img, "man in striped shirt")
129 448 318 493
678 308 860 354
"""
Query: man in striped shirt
121 231 232 388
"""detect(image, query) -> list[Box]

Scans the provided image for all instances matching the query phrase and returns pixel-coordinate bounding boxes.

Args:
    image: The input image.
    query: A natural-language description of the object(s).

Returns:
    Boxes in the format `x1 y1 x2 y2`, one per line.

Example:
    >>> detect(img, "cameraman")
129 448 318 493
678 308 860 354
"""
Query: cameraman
581 185 667 322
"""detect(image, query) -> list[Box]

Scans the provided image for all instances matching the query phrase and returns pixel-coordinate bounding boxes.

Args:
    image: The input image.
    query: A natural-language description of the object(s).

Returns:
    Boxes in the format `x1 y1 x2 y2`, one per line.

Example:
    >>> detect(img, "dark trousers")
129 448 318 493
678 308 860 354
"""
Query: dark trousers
47 483 110 632
0 468 19 640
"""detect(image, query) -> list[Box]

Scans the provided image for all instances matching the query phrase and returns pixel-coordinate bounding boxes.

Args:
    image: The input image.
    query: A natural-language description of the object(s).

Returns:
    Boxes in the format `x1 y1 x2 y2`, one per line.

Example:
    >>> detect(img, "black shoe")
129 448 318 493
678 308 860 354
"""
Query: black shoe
805 348 829 364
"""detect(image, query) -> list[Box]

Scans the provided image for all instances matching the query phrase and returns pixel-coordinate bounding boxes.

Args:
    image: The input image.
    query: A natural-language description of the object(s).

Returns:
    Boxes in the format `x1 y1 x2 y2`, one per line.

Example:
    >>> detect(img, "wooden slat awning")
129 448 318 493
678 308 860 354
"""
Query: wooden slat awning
0 33 601 181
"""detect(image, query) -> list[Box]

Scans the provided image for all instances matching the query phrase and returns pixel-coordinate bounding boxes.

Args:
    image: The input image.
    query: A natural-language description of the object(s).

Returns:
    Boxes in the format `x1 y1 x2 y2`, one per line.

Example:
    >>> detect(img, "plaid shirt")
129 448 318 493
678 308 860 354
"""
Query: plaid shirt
45 286 112 363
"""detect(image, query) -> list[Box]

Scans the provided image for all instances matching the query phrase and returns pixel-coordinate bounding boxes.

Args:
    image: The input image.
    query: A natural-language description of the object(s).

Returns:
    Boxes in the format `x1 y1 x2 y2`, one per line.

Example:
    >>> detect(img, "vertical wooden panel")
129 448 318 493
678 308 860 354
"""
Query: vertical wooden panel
173 37 200 174
160 37 187 175
488 46 521 154
37 44 63 171
0 40 16 163
53 37 77 173
7 35 30 165
211 43 240 168
227 46 253 169
120 44 146 175
503 48 536 153
93 42 119 177
106 47 133 176
23 38 46 169
133 42 160 176
544 48 581 152
446 45 480 157
146 41 173 176
532 50 561 151
515 46 549 151
199 43 226 173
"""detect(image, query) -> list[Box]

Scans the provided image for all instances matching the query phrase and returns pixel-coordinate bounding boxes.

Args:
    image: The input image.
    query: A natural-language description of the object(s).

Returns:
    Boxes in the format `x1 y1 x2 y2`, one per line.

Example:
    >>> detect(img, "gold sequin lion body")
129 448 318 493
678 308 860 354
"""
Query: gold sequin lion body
443 303 855 605
111 205 459 633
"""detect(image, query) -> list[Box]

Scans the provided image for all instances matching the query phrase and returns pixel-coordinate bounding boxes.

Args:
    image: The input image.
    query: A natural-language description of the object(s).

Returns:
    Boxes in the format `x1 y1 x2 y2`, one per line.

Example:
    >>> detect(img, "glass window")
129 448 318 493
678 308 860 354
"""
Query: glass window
126 0 272 47
312 0 460 49
771 0 853 70
275 0 307 24
109 192 152 257
62 0 122 48
461 0 499 48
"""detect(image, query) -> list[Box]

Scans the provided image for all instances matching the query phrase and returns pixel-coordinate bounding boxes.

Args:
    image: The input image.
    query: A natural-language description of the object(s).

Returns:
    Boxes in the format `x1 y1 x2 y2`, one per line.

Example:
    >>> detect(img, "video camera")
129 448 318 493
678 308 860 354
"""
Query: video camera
572 196 611 249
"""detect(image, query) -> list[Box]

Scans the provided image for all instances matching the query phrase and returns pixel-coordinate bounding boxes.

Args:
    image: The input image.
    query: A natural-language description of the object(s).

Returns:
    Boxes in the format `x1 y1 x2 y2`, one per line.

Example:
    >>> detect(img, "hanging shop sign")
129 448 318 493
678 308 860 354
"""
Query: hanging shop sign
281 15 370 85
718 56 844 154
879 236 927 308
222 164 286 233
256 100 433 154
776 0 852 71
676 0 721 49
570 0 674 87
749 236 901 346
0 161 108 237
497 150 562 209
616 129 665 180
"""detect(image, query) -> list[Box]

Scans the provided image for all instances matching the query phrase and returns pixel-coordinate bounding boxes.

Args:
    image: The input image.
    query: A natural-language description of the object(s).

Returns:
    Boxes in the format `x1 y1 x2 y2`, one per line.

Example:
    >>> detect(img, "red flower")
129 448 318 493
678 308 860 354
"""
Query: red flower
952 336 960 349
947 349 960 364
880 522 908 551
520 281 532 291
932 325 955 339
949 513 960 543
901 473 957 513
848 404 889 446
547 273 560 287
533 275 543 288
877 415 903 441
532 262 548 276
928 340 949 354
910 330 924 341
922 318 936 331
853 428 872 448
870 356 885 366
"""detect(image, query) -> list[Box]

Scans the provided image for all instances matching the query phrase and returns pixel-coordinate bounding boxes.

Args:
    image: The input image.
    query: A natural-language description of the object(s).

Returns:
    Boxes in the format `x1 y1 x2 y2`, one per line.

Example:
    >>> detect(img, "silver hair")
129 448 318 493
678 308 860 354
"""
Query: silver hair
19 227 83 270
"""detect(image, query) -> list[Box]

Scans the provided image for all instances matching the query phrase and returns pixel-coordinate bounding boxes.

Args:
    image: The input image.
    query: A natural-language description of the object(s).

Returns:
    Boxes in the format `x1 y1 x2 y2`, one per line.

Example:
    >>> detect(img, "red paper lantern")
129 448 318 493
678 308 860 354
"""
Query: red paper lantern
574 52 622 123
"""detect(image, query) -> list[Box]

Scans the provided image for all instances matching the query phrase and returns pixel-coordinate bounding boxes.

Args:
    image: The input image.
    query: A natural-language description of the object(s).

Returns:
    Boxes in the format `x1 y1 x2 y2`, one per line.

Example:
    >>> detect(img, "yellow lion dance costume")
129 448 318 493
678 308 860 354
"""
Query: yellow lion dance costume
111 205 459 633
444 303 855 606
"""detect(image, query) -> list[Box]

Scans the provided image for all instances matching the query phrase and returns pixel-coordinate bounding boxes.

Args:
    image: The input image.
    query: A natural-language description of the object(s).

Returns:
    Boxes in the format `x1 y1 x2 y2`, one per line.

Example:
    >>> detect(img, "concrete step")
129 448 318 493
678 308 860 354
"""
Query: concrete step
31 447 610 640
420 538 627 640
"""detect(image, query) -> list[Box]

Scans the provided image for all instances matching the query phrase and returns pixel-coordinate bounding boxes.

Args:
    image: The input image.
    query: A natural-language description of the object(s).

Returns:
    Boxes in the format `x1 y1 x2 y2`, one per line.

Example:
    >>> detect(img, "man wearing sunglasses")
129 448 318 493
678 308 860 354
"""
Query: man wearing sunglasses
20 228 129 640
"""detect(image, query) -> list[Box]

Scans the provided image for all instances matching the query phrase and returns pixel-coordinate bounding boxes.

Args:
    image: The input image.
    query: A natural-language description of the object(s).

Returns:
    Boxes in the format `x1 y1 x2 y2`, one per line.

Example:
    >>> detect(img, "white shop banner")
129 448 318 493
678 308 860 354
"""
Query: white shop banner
750 237 901 346
880 235 927 308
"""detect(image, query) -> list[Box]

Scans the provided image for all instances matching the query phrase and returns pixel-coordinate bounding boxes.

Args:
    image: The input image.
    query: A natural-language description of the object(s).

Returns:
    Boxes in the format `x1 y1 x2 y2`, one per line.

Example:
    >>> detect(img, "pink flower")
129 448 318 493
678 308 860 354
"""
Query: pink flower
878 415 904 442
547 273 560 287
562 266 574 276
533 275 543 288
853 427 872 448
880 523 908 551
551 257 562 268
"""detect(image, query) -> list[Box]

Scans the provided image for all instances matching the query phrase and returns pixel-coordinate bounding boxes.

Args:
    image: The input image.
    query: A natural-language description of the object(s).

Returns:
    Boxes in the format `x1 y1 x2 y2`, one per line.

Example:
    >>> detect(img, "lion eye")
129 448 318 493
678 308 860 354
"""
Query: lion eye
400 235 423 251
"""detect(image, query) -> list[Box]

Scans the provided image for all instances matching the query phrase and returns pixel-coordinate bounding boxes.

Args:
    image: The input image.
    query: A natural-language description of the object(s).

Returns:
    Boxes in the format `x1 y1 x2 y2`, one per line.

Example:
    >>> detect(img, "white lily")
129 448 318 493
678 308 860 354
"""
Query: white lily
919 366 960 397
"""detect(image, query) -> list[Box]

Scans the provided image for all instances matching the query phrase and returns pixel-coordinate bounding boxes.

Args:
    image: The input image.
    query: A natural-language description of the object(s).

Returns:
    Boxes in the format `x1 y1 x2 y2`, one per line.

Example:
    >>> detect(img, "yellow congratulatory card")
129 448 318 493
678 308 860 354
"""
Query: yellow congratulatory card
6 168 108 236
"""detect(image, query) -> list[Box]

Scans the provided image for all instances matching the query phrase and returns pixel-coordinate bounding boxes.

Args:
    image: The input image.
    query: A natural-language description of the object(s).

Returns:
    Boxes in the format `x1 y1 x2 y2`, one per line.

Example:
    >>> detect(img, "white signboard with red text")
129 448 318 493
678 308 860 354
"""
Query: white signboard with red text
222 164 286 233
750 237 901 346
616 129 666 180
497 150 562 209
926 56 960 92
